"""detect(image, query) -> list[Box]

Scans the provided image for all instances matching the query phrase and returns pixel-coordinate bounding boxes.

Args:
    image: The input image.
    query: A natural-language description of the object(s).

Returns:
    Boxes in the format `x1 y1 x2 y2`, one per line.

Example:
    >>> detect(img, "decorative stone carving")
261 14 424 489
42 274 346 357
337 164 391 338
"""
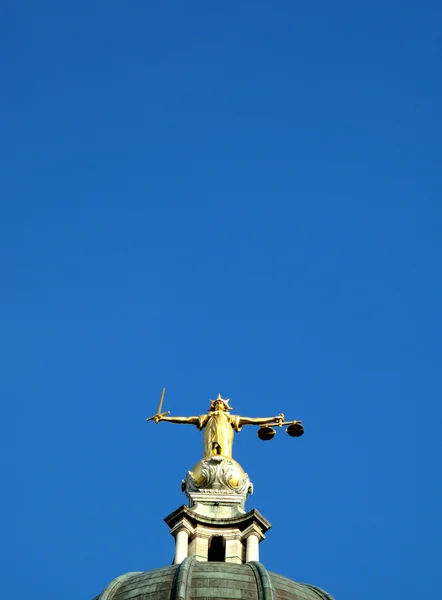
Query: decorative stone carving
182 456 253 498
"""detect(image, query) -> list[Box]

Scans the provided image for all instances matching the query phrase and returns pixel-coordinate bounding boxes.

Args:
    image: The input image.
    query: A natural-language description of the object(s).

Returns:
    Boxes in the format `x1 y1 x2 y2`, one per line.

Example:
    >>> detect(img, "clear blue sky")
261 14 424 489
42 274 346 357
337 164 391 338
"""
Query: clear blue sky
2 1 441 599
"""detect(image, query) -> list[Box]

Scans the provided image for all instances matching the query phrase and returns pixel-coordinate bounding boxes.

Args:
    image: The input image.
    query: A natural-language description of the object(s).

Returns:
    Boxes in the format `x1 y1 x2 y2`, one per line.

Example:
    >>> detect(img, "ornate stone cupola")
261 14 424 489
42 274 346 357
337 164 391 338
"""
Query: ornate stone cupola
165 455 270 564
147 392 304 565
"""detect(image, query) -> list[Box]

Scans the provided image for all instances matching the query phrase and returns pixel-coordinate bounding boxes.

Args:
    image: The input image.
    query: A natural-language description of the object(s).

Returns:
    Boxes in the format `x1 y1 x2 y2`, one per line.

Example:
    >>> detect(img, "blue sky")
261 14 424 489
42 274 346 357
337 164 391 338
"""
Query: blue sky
2 1 441 599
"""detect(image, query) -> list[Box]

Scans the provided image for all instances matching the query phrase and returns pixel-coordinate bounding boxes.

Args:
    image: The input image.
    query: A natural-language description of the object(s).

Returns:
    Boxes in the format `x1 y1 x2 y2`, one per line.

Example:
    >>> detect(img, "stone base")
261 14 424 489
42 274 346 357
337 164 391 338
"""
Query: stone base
188 491 245 518
181 456 253 518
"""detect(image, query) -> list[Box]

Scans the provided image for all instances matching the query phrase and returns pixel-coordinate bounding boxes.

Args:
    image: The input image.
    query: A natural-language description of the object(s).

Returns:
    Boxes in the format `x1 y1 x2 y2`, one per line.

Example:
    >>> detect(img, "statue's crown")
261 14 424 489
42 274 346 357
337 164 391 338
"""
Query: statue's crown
210 393 233 410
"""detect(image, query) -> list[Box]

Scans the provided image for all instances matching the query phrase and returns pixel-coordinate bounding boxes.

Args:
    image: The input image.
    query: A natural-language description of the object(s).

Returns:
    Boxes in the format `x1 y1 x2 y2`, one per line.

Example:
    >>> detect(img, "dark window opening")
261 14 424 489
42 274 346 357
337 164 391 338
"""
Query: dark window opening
208 536 225 562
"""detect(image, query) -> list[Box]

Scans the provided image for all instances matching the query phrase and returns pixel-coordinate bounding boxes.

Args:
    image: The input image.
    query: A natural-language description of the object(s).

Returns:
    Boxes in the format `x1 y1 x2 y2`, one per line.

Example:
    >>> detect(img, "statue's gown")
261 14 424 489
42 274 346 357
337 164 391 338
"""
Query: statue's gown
198 410 242 458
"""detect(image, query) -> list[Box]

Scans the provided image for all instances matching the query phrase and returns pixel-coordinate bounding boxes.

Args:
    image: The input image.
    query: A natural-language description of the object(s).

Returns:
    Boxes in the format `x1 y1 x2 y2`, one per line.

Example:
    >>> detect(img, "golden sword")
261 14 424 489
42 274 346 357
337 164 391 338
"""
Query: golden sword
146 387 170 422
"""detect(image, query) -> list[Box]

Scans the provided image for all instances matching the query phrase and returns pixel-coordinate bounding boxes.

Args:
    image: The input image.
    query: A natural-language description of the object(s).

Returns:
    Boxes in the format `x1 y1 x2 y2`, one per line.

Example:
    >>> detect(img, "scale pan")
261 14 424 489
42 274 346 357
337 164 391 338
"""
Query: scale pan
258 426 276 441
286 423 304 437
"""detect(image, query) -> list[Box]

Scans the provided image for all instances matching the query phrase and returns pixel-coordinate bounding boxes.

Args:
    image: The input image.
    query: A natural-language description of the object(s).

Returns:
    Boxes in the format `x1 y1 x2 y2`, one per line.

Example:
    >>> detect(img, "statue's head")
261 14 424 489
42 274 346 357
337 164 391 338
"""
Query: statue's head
209 395 232 412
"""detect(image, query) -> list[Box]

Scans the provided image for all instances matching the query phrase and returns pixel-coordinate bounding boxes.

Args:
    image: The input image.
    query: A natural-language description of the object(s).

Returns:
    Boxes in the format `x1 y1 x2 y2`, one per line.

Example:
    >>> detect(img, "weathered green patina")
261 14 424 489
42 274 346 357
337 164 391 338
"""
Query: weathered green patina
94 557 334 600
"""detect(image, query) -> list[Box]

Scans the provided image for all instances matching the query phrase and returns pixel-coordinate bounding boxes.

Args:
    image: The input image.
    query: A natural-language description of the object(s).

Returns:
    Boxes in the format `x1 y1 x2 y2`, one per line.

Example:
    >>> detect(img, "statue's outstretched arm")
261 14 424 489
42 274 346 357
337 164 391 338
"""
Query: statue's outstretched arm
238 414 284 426
154 415 199 425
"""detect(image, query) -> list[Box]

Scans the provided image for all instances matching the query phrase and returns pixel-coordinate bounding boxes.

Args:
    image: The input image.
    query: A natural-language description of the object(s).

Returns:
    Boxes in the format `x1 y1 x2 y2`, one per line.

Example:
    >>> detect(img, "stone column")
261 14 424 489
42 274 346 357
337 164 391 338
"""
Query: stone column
174 529 189 565
245 533 260 562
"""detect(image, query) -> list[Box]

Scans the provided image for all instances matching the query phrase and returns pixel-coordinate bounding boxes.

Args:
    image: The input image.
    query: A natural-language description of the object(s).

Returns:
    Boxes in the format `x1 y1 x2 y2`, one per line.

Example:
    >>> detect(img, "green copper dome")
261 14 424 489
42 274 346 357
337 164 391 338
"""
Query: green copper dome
94 557 334 600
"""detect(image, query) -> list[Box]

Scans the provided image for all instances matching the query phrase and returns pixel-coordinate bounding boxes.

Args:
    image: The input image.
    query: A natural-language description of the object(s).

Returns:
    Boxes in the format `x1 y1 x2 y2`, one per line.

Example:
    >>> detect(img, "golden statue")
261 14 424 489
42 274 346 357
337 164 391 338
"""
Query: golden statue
147 391 304 459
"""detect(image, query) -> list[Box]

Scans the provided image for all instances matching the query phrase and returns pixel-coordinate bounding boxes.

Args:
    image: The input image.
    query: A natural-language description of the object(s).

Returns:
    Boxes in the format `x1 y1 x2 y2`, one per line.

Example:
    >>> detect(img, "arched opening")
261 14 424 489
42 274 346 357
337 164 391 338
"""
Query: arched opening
208 536 225 562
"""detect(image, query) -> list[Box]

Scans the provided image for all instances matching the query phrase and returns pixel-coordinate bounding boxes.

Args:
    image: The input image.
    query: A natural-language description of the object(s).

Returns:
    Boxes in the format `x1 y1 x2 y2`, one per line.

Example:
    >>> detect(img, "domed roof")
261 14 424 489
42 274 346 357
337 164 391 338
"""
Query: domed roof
95 557 334 600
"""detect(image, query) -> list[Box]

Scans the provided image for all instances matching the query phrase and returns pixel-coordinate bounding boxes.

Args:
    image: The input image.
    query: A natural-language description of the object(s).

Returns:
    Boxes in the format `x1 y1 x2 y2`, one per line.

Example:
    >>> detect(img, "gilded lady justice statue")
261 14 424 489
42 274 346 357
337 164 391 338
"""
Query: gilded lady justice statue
147 390 304 509
147 390 304 459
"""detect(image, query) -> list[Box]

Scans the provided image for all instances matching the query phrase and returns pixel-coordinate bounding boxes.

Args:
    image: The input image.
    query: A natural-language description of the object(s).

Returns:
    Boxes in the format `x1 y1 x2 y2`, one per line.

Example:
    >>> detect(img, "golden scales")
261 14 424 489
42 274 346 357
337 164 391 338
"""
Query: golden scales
257 420 304 441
